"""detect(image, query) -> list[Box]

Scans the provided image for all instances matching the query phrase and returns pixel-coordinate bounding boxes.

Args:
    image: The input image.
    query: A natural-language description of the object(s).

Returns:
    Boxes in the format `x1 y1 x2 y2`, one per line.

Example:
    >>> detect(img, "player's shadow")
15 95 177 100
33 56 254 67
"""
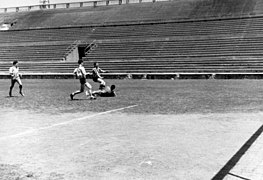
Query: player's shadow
69 98 95 101
5 96 20 98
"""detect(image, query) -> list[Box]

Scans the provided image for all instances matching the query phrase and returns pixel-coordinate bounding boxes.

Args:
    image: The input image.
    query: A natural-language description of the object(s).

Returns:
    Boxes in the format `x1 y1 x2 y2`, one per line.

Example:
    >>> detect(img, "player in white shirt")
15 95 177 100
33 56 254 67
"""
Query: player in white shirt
9 60 24 97
70 59 96 100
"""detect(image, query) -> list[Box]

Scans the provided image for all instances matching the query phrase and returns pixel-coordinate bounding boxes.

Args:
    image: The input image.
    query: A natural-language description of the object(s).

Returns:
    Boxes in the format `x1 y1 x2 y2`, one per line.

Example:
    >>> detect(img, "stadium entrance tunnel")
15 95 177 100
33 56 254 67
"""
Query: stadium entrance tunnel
78 46 86 59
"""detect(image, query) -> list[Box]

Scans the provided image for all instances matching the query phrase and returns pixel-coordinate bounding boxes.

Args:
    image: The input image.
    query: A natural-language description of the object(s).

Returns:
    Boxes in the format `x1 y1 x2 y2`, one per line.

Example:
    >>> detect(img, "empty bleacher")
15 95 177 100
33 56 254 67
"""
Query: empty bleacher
0 17 252 44
84 36 263 73
0 43 70 62
0 0 258 30
1 0 263 75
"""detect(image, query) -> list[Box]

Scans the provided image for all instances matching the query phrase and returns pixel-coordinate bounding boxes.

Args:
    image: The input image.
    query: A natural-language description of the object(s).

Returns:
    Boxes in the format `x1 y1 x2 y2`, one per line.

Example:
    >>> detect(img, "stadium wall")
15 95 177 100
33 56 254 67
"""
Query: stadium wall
2 73 263 80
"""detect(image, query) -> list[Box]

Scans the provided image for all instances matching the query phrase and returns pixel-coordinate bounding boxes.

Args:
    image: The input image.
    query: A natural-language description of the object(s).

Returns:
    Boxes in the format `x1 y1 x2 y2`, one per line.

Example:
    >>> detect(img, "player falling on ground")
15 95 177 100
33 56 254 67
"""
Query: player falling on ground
70 59 96 100
92 62 108 90
9 60 24 97
92 85 116 97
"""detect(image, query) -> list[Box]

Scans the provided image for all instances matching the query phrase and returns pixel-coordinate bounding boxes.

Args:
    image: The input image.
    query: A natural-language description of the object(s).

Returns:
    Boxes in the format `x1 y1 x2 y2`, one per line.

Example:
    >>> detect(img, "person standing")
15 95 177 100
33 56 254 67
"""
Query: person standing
70 59 96 100
9 60 24 97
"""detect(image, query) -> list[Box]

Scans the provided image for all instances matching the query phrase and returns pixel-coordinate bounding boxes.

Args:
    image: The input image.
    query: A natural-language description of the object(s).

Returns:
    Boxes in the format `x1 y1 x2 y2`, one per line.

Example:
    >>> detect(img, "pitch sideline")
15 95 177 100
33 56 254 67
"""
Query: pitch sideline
0 104 138 141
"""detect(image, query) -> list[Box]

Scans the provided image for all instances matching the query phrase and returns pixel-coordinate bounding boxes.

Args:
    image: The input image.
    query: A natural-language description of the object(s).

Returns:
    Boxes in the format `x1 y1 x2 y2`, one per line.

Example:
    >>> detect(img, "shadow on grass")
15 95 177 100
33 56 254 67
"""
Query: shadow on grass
5 96 20 98
70 98 96 101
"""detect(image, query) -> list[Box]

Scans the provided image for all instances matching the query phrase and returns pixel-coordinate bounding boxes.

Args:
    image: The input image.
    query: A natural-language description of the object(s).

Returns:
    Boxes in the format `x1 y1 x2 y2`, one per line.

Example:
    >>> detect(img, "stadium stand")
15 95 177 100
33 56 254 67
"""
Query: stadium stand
0 43 70 62
0 0 263 77
0 0 258 29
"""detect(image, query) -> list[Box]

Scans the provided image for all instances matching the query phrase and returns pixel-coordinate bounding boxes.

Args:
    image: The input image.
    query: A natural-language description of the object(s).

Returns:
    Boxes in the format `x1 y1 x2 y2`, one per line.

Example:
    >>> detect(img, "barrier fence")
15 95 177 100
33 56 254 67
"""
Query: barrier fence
1 72 263 79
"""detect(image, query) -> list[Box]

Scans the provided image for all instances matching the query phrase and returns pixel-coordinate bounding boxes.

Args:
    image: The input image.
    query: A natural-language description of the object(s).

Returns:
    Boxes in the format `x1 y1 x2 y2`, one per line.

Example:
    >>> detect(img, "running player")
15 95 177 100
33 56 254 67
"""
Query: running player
92 62 108 90
70 59 96 100
9 60 24 97
92 85 116 97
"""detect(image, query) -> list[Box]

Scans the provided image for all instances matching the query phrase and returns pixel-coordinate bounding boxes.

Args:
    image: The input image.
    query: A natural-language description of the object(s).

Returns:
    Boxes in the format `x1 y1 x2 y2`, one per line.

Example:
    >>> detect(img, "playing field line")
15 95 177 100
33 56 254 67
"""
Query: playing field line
0 104 138 141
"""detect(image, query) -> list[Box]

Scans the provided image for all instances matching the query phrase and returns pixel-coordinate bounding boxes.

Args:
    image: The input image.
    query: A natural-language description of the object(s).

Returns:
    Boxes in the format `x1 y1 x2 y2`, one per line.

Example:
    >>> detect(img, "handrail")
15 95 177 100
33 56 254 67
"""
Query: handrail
84 40 97 55
62 40 81 61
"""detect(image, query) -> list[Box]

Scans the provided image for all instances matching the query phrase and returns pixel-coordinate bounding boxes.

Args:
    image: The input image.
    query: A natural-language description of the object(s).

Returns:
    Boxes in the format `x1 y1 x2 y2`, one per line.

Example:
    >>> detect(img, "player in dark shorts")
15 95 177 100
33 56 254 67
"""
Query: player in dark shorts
9 60 24 97
92 62 108 90
92 85 116 97
70 59 96 100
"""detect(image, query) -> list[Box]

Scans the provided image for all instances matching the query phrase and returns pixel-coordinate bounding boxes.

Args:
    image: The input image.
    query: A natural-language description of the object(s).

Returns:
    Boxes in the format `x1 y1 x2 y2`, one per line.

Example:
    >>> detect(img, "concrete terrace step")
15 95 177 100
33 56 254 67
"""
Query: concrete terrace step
2 9 263 74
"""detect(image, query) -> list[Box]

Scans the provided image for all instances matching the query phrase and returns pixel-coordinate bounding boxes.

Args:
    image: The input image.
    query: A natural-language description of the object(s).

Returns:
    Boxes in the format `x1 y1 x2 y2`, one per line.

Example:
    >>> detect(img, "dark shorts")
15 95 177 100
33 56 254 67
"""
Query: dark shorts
100 92 116 97
79 78 86 85
11 79 18 83
93 77 99 82
10 78 21 86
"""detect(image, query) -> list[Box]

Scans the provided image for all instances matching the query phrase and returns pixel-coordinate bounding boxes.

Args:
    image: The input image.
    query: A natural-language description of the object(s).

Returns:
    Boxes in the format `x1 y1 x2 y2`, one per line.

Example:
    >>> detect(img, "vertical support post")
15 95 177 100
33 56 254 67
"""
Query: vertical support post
80 2 83 7
54 4 56 9
4 8 7 13
66 3 70 8
119 0 122 5
16 7 19 12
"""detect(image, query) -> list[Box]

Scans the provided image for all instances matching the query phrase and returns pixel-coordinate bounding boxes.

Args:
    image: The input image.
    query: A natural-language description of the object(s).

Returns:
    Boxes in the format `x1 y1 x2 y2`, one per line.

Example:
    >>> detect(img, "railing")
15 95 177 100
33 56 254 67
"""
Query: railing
0 0 167 13
85 40 97 56
62 40 81 61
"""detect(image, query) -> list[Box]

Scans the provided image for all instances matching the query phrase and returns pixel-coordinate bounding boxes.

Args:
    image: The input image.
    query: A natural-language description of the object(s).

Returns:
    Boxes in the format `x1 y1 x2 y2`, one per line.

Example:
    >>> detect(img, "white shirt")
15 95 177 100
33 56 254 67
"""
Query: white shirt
78 65 86 75
9 66 20 80
92 67 104 78
73 64 87 79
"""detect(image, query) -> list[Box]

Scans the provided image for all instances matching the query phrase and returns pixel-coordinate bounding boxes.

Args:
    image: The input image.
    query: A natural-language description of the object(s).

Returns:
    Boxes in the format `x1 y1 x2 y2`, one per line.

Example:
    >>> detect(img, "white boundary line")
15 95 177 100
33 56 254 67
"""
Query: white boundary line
0 104 138 141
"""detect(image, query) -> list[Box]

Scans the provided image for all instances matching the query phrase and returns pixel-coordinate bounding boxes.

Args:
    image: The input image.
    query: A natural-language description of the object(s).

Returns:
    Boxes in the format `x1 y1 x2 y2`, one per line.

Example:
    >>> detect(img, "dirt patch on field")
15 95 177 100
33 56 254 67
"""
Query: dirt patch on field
0 164 65 180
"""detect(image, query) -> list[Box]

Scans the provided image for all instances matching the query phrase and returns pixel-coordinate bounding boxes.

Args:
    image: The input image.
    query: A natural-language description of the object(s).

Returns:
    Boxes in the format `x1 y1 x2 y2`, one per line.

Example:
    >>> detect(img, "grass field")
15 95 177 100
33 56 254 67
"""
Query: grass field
0 79 263 179
1 79 263 115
